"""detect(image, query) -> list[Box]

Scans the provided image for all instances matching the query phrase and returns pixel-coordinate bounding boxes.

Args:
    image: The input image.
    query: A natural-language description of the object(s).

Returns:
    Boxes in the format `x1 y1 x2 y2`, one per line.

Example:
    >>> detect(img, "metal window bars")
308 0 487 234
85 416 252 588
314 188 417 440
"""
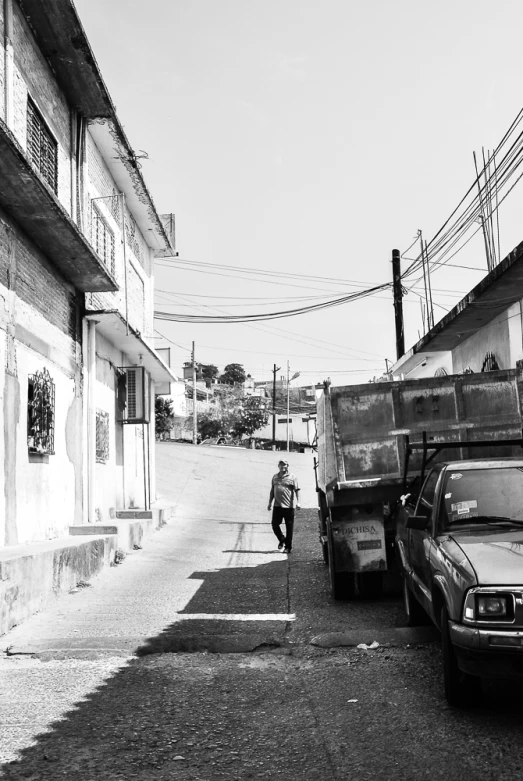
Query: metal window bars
26 98 58 193
96 410 110 463
27 368 55 454
91 205 116 275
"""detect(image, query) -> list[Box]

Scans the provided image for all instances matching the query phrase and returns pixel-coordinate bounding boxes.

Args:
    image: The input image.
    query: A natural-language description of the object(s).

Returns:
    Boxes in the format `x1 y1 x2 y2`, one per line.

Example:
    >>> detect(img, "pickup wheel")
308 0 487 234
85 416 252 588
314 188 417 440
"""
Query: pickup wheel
441 606 481 707
402 578 427 626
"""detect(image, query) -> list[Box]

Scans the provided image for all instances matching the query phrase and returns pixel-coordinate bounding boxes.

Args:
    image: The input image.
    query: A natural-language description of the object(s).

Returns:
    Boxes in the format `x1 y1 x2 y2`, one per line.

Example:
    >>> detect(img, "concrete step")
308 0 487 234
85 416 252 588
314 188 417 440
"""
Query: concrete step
0 535 116 637
69 518 154 552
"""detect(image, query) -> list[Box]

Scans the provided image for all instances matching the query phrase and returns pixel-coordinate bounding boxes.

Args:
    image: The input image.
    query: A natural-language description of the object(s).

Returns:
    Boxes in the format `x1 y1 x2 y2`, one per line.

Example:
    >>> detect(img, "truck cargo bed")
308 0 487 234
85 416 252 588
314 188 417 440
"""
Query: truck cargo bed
317 369 523 493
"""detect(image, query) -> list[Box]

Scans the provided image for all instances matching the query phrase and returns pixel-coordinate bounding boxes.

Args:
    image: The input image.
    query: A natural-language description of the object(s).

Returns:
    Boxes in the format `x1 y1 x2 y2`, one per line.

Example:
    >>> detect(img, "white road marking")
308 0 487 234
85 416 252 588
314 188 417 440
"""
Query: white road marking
176 613 295 622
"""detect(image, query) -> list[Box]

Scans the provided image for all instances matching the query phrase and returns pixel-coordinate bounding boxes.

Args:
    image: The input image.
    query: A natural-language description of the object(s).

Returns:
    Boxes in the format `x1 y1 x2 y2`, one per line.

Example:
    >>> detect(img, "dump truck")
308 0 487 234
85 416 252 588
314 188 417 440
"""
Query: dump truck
315 368 523 599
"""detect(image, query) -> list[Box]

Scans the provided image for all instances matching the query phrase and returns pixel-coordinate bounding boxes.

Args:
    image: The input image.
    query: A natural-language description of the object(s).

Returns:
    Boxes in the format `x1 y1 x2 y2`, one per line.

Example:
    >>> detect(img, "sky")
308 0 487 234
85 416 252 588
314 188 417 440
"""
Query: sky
75 0 523 387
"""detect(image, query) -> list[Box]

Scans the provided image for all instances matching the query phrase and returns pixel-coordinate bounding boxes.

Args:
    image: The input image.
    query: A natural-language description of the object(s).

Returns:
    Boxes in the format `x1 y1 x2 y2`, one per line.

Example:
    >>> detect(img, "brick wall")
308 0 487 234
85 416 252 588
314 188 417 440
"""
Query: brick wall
10 2 72 213
0 10 5 121
85 130 153 336
0 207 79 344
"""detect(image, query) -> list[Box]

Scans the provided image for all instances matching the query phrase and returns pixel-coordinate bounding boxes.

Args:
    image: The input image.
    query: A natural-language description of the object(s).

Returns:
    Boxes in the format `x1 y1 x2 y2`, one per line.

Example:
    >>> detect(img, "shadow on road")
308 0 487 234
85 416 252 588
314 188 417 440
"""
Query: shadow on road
5 555 523 779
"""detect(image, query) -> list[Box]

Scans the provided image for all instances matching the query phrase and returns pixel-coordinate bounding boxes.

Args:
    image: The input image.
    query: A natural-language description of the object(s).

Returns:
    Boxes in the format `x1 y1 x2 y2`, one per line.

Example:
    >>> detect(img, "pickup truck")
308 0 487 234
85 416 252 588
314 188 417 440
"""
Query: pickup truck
396 455 523 706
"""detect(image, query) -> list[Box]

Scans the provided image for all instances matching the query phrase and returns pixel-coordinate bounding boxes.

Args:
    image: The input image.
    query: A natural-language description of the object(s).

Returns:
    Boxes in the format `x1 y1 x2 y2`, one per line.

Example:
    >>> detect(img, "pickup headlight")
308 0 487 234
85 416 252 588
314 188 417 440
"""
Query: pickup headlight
477 596 507 617
463 590 514 622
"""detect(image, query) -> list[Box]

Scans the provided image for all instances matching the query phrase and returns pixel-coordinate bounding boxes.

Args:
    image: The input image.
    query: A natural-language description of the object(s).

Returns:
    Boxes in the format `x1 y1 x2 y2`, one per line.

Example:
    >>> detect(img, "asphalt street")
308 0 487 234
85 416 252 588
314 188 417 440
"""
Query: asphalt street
2 443 523 780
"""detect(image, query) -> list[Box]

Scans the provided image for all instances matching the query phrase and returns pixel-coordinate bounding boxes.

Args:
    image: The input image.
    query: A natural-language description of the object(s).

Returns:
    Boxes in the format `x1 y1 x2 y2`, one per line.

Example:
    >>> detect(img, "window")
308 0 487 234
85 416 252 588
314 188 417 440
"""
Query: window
417 469 440 521
278 418 291 424
96 410 110 463
28 368 55 454
26 98 58 193
91 206 115 274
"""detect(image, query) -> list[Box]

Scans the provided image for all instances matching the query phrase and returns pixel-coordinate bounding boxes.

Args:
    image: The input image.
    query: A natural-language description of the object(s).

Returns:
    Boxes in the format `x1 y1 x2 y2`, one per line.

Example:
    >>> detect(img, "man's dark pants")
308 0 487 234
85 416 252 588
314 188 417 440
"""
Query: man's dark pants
271 506 295 550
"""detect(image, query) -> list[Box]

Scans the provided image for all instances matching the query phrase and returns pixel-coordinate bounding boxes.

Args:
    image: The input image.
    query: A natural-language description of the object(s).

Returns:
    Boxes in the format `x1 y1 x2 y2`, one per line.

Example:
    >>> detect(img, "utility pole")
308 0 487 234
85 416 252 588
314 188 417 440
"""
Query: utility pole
286 361 290 453
272 363 280 451
192 341 197 445
392 248 405 360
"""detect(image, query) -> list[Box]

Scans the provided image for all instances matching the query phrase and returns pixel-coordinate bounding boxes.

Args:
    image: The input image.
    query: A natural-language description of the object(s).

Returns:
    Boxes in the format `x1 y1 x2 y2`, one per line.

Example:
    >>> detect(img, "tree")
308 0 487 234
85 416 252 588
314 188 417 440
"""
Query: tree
230 397 270 439
155 396 175 437
200 364 219 387
197 411 224 440
220 363 246 386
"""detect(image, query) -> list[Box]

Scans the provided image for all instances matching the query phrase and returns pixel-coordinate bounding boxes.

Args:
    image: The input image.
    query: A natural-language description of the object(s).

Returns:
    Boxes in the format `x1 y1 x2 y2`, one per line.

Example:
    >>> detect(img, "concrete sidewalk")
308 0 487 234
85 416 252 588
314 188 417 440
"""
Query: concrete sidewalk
2 444 316 657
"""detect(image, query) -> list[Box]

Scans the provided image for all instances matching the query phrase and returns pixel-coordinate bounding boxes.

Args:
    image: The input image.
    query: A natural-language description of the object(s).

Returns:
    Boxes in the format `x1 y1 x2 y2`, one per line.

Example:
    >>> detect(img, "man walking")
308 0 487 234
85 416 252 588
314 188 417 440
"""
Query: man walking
267 460 300 554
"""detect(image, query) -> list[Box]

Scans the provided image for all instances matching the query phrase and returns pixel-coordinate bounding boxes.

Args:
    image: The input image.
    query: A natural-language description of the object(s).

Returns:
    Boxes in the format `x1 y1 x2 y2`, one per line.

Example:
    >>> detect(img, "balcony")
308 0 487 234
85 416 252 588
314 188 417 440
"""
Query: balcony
0 119 118 292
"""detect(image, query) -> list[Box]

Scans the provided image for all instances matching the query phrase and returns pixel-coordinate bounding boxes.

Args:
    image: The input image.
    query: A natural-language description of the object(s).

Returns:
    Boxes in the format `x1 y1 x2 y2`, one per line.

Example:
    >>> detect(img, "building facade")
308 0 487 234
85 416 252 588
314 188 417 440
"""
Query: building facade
0 0 175 553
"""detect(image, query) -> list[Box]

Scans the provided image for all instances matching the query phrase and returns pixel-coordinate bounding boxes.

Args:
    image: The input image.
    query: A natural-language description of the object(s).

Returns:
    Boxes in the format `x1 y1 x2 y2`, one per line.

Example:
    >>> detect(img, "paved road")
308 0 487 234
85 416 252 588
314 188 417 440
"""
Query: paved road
2 443 523 780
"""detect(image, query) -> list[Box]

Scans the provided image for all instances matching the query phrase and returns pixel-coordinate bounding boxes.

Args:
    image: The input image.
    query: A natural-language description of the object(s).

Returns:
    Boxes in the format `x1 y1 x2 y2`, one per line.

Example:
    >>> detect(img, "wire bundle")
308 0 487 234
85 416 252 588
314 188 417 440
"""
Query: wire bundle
154 107 523 325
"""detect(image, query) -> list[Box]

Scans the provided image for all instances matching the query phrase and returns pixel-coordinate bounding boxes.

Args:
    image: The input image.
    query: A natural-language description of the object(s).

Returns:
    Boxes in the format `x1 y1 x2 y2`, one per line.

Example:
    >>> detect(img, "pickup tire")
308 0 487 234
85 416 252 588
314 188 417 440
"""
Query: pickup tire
441 606 481 707
402 578 427 626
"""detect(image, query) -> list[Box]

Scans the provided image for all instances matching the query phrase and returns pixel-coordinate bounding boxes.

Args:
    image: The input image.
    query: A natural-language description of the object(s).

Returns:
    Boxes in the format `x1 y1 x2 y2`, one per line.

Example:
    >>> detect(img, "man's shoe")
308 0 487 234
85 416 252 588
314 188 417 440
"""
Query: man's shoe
278 540 286 550
284 547 291 554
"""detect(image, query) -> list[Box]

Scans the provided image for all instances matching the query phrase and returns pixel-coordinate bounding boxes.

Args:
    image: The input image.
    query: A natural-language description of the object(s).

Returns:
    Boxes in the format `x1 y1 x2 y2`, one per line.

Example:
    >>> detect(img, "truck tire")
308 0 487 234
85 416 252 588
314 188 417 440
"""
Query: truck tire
318 492 329 565
402 578 427 626
441 606 480 707
358 572 383 599
327 523 355 600
331 571 356 600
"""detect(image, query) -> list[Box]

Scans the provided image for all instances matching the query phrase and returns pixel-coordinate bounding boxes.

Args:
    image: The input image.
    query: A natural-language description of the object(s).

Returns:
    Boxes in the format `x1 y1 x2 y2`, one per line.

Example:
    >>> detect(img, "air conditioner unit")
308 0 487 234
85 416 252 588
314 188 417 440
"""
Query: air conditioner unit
118 366 150 423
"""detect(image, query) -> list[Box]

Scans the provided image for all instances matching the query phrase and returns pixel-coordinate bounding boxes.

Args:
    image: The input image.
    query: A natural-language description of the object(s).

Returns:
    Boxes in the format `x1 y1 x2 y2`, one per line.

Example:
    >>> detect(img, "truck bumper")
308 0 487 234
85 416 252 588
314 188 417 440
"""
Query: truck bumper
450 621 523 677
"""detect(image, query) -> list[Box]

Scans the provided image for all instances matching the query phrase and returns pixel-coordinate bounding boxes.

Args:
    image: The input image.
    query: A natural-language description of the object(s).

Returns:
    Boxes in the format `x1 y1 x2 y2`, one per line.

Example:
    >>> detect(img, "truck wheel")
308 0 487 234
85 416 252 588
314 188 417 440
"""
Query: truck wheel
402 578 427 626
332 571 355 600
358 572 383 599
441 606 480 706
327 521 355 600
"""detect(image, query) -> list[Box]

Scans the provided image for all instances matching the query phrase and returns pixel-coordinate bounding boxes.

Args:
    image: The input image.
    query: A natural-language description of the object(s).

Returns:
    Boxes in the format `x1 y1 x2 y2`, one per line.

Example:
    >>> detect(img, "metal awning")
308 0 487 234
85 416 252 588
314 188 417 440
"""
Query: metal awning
393 239 523 374
0 119 118 292
85 311 178 384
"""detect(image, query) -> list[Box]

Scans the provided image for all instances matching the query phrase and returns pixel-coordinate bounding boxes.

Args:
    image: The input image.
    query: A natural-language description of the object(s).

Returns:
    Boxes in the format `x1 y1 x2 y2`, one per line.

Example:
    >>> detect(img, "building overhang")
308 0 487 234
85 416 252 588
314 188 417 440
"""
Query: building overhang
20 0 115 118
87 121 170 252
0 119 118 292
85 311 178 384
393 239 523 374
19 0 173 254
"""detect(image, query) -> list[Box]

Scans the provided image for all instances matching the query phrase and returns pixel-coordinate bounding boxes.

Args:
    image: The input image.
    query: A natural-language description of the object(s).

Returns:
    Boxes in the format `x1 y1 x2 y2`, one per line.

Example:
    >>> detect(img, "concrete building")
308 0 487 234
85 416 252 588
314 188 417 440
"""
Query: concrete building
392 241 523 380
0 0 176 634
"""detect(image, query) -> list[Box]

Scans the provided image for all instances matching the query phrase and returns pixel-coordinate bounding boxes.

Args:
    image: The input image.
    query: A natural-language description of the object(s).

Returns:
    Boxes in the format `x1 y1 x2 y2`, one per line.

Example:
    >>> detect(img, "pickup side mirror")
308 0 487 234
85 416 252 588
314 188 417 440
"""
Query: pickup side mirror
406 515 430 531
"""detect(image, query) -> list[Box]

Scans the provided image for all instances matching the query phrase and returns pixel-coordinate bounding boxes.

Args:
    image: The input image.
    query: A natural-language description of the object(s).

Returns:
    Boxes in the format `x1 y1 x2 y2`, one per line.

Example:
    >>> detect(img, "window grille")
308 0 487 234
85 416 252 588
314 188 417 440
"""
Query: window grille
91 205 115 274
28 368 55 454
96 410 110 463
26 98 58 193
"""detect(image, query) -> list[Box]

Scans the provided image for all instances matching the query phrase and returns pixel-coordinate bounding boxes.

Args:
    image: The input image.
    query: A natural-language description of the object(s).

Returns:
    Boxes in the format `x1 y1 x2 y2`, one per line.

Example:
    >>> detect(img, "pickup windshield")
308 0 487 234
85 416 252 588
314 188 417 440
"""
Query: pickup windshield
441 467 523 527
